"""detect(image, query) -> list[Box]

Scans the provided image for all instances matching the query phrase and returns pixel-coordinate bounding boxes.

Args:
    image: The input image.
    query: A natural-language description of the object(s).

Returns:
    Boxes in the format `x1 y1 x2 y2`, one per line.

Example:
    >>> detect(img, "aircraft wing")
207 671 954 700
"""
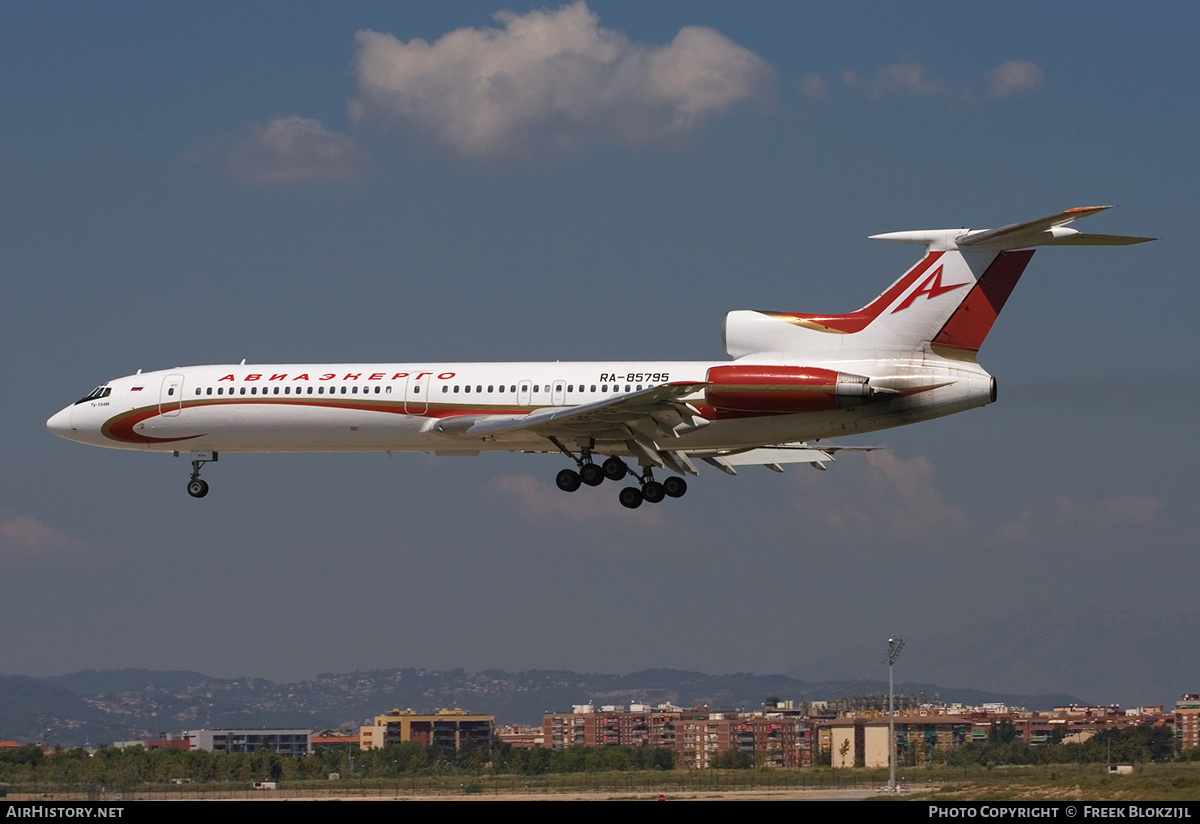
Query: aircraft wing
432 382 707 438
431 384 881 478
430 382 710 475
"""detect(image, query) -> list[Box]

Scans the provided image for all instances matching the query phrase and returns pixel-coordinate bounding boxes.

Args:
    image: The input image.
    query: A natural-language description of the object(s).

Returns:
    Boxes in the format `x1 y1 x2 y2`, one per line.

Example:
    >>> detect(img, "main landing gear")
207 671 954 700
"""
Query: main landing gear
555 455 629 492
183 452 217 498
547 438 687 509
613 467 688 510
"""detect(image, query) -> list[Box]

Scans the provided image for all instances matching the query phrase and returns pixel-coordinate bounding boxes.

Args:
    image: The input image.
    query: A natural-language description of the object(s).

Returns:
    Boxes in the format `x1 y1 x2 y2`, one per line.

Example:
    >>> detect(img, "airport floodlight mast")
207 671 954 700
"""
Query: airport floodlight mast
884 637 905 794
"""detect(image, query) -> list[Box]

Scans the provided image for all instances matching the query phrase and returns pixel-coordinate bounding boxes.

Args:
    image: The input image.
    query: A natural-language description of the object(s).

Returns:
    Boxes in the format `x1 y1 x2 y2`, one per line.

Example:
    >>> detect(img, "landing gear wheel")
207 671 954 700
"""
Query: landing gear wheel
556 468 582 493
663 476 688 498
618 486 644 509
642 481 666 504
187 478 209 498
580 463 605 486
602 456 628 481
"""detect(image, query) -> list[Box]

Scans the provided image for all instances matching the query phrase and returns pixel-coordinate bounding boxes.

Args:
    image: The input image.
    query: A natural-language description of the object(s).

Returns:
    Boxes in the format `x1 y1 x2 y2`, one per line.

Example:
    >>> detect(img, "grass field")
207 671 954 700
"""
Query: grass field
6 763 1200 801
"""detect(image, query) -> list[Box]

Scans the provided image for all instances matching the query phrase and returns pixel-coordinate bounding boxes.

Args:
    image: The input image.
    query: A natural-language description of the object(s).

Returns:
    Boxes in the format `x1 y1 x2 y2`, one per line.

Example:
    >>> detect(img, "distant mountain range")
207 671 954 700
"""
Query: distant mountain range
0 667 1080 748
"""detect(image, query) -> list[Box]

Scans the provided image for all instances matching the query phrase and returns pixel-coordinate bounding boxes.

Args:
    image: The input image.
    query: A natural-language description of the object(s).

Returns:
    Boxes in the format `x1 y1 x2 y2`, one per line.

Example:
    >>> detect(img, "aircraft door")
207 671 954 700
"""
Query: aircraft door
405 373 430 415
159 374 184 417
517 380 531 406
551 380 565 406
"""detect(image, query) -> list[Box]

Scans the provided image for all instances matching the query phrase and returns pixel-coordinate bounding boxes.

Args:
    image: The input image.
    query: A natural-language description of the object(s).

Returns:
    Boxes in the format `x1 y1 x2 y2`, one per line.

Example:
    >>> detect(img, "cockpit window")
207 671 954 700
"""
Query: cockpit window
75 386 111 404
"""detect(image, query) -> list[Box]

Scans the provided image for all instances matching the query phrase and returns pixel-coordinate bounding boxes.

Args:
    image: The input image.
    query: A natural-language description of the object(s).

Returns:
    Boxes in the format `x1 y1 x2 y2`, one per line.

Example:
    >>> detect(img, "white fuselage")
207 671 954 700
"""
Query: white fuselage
47 357 994 458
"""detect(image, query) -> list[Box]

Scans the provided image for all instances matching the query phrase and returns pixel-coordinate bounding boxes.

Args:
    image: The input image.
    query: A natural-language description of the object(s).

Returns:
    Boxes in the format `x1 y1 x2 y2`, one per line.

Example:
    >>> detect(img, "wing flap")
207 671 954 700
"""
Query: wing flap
447 381 708 439
696 443 882 475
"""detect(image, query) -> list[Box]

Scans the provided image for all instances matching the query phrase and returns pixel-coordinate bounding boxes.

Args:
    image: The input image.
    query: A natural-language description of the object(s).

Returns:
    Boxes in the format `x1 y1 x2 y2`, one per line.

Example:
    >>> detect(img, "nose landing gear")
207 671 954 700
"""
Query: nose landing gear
184 452 216 498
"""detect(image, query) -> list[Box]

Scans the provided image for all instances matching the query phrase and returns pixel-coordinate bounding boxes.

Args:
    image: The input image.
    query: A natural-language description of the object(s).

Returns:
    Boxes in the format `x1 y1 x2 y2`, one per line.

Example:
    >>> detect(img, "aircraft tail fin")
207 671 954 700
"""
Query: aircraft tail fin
723 206 1153 361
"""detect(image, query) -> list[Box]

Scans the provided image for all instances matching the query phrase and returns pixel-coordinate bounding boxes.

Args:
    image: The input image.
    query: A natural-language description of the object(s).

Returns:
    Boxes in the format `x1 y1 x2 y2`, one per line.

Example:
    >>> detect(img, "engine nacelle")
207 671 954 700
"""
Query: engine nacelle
705 364 873 413
723 310 790 358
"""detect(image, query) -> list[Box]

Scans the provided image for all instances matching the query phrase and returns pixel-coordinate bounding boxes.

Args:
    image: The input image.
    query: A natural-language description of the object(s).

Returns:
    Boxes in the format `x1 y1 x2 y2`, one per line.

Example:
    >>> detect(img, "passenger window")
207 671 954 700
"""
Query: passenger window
488 385 494 393
240 387 246 395
476 385 482 393
206 388 212 396
464 385 471 393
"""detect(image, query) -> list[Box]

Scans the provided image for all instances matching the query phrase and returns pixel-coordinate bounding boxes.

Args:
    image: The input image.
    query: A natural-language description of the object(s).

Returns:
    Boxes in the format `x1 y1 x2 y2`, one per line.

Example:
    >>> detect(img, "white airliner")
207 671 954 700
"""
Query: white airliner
47 207 1151 507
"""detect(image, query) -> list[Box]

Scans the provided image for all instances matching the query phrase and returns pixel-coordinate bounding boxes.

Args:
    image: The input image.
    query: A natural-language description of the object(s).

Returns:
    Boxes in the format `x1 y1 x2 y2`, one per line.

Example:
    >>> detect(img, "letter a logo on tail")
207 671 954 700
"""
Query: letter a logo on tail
891 266 969 314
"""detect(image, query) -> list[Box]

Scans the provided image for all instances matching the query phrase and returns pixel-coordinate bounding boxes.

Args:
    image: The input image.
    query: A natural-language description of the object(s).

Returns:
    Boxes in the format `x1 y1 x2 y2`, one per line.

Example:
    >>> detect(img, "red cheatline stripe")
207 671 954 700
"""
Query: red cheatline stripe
767 251 944 333
100 400 538 444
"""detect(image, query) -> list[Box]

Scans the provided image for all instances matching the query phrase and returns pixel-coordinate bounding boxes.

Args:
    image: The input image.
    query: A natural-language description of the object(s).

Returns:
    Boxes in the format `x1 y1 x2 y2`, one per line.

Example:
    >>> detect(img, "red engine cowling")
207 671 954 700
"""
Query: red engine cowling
705 364 873 413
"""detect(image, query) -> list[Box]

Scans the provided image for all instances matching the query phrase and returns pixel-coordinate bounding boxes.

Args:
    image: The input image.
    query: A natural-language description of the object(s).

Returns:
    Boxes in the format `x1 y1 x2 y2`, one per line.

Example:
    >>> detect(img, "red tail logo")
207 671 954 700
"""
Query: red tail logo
890 265 968 313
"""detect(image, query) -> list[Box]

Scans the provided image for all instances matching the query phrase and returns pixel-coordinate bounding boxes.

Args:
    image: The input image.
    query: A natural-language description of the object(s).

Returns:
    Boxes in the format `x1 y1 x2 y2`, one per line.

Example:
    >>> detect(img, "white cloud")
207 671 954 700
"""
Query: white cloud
989 59 1045 98
350 2 774 163
870 61 945 98
789 450 1168 549
793 451 970 544
799 73 828 99
821 58 1044 101
996 493 1165 544
224 116 369 184
0 515 104 567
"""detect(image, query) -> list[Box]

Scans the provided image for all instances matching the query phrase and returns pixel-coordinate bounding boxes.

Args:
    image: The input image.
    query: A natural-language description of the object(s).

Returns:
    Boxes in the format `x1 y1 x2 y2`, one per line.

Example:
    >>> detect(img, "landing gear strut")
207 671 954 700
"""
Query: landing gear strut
185 452 216 498
549 436 605 493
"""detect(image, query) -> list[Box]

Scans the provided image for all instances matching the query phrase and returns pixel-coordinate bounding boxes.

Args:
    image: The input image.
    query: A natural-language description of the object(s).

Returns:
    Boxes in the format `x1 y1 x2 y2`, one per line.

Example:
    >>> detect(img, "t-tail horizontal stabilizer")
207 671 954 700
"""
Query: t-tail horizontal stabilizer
870 206 1156 252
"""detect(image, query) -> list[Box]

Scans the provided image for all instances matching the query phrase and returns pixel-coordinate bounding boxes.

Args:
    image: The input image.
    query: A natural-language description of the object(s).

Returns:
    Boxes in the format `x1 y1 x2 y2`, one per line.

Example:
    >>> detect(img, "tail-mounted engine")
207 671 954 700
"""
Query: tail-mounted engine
704 364 874 413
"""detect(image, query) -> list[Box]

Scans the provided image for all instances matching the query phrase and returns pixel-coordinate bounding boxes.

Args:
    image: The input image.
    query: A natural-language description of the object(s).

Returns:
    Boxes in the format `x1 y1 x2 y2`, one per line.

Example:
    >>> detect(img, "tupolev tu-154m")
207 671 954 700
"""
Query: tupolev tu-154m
47 206 1152 508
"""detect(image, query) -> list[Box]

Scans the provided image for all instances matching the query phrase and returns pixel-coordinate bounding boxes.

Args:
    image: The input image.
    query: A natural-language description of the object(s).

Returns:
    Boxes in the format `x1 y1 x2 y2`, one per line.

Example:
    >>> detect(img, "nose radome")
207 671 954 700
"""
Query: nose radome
46 407 74 441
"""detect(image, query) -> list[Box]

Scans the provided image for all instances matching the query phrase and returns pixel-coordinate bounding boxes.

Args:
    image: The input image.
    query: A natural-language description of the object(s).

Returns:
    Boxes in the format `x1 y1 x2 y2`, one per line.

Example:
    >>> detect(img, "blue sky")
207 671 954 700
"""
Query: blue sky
2 1 1197 709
